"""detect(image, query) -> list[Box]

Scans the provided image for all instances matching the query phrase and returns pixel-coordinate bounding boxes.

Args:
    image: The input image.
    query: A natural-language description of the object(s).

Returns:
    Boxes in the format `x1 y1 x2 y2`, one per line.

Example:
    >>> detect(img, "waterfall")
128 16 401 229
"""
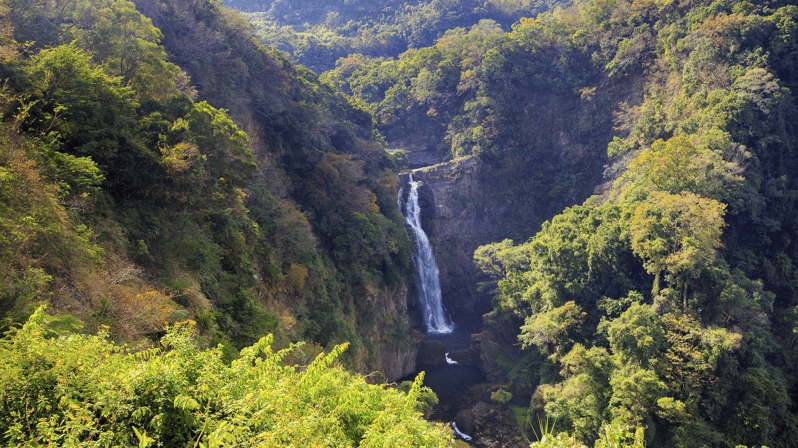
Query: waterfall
452 422 472 441
398 175 454 335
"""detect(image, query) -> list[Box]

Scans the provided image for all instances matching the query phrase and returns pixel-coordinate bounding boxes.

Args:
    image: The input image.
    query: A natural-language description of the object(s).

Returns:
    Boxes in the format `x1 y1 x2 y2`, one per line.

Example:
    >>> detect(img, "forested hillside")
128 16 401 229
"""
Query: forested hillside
444 0 798 446
0 0 457 444
231 0 561 73
302 0 798 444
0 0 420 378
322 13 615 241
5 0 798 446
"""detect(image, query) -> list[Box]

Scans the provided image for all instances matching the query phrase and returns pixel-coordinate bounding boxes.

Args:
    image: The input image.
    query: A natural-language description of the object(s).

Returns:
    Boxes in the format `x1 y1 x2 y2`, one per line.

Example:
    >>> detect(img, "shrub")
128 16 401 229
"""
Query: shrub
0 306 454 447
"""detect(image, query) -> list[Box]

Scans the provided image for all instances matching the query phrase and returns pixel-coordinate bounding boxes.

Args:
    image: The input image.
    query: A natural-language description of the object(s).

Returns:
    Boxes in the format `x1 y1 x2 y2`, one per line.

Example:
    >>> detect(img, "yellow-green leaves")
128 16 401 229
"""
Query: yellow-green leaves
630 191 726 301
61 0 190 102
520 301 586 356
0 311 452 447
606 303 665 369
625 136 745 199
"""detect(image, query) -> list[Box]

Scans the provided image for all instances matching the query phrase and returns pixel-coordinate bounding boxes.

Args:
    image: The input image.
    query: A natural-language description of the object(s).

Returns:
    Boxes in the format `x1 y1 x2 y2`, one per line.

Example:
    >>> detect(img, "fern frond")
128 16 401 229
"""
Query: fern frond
174 395 200 411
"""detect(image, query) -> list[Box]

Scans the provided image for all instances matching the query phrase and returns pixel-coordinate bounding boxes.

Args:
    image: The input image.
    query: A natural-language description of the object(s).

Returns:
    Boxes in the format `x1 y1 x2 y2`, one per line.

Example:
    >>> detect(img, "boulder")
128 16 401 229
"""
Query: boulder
454 408 475 436
472 330 500 381
472 401 497 427
448 346 478 365
416 339 447 366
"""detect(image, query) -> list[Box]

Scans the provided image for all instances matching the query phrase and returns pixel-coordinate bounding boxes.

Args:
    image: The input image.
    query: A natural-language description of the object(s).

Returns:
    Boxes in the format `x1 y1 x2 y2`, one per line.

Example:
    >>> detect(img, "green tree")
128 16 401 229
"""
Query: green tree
520 301 586 357
625 136 745 199
182 101 255 189
629 191 726 307
61 0 190 101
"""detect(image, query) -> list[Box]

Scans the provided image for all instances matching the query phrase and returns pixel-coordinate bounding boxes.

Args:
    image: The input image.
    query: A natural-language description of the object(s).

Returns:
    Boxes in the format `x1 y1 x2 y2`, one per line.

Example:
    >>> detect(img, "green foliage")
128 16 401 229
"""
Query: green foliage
326 9 610 240
0 307 454 447
60 0 189 102
630 191 726 304
491 388 513 405
528 422 644 448
472 3 798 444
0 0 416 373
623 136 746 199
242 0 557 73
6 0 798 446
520 301 586 357
0 121 104 330
399 378 440 415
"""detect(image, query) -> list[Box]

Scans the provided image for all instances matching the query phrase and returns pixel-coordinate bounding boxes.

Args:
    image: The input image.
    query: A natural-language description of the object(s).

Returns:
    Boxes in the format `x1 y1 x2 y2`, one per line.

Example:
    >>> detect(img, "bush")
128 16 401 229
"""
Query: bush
0 306 454 447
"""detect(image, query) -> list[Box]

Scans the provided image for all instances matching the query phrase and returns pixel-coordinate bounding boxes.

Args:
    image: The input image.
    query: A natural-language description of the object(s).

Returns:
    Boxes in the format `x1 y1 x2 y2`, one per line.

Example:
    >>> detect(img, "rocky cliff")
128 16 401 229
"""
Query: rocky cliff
398 156 504 319
362 283 425 383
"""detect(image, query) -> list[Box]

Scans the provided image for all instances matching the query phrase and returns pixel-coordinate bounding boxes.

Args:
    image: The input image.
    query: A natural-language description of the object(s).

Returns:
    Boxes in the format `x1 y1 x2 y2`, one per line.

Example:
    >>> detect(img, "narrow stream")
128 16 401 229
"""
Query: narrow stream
401 313 486 444
398 175 485 444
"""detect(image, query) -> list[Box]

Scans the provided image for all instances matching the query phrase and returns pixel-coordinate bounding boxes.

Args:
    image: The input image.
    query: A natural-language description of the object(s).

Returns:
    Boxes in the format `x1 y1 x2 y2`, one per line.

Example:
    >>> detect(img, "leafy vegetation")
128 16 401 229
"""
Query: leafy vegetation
323 10 614 240
0 306 452 447
4 0 798 444
468 0 798 446
0 0 417 376
232 0 562 73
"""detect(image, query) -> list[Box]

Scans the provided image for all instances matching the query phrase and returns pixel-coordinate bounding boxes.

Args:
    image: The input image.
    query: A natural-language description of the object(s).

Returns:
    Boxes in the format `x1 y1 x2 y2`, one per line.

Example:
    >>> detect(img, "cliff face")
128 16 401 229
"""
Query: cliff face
357 283 425 383
399 156 504 318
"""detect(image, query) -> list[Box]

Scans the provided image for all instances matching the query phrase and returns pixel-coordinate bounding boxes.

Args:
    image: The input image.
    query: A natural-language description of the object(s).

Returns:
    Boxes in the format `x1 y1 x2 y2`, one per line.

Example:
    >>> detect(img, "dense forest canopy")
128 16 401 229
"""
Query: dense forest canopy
228 0 563 72
236 0 798 444
322 11 613 240
445 0 798 446
0 0 420 374
0 0 455 444
4 0 798 445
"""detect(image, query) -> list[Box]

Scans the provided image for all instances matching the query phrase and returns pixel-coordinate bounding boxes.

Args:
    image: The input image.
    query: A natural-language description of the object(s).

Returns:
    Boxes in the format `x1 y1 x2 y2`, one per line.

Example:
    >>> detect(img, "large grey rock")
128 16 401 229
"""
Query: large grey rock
472 330 501 381
373 328 425 383
455 408 475 436
472 401 496 426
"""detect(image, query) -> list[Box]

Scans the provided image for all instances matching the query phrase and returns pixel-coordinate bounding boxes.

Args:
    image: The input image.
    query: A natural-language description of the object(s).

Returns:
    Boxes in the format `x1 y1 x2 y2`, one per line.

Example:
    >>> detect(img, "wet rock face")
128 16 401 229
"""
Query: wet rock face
390 135 444 169
358 284 424 383
399 156 504 317
373 329 425 383
472 330 501 382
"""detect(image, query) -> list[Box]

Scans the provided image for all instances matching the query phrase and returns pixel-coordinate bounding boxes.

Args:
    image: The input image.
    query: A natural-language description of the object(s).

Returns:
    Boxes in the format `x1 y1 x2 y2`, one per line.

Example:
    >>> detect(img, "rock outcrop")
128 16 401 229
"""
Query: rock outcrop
416 339 448 366
472 330 502 382
356 283 424 383
373 332 424 382
454 401 528 448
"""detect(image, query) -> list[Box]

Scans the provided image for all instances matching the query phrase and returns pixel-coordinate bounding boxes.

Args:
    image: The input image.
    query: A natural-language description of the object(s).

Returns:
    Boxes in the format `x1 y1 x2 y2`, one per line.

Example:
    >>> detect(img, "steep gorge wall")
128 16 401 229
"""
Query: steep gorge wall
399 156 506 318
357 283 425 382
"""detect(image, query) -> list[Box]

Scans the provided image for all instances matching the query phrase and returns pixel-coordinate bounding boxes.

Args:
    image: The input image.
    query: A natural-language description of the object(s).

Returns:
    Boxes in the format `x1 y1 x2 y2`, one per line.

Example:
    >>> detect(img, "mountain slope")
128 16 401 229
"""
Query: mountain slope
0 0 418 379
228 0 563 72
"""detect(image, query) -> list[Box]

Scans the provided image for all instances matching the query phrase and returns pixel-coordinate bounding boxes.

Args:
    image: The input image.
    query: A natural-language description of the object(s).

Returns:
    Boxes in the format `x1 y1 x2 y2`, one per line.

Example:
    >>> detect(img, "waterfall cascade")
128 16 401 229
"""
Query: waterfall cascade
398 175 454 335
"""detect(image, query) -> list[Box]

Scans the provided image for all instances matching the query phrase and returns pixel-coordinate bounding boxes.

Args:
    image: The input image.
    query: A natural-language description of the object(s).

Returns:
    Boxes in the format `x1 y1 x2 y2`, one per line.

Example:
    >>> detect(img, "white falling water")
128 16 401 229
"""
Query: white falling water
452 422 473 441
399 175 454 335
